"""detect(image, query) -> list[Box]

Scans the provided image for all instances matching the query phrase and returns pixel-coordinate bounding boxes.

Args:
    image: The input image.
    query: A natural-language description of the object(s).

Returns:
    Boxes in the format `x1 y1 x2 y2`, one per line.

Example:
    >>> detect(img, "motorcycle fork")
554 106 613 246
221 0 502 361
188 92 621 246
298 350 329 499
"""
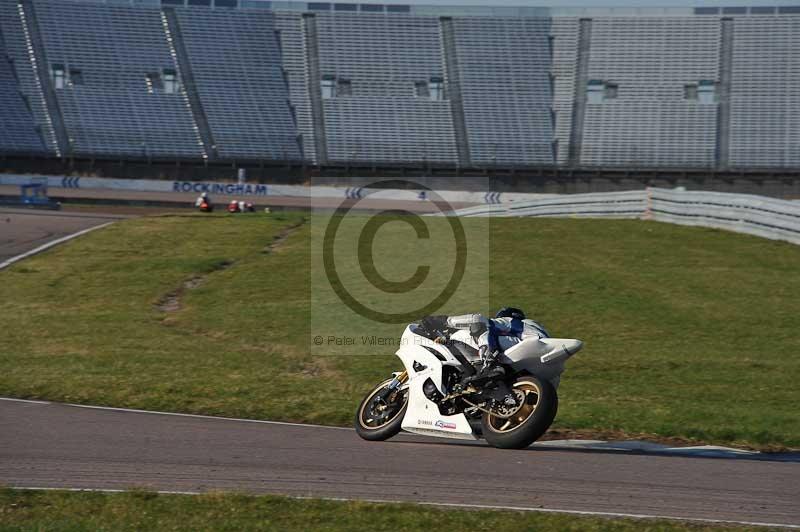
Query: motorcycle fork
376 371 408 403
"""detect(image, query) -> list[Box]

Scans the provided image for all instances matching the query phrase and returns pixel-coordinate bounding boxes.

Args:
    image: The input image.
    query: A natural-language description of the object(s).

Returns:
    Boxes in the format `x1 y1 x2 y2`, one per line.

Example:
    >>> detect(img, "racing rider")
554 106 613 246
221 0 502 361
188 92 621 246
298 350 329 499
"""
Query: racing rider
424 307 549 384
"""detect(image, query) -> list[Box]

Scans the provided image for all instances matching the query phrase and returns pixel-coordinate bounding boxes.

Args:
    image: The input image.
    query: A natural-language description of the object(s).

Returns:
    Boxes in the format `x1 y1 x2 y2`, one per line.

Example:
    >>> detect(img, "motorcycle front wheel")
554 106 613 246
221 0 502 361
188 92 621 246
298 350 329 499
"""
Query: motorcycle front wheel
481 375 558 449
354 378 409 441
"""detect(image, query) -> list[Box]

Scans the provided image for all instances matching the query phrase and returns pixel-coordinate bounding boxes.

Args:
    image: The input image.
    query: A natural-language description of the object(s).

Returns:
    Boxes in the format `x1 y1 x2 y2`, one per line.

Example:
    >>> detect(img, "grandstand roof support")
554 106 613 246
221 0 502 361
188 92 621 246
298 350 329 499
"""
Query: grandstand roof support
302 13 328 166
567 18 591 167
0 14 45 152
440 17 471 168
716 17 734 170
162 7 218 160
18 0 69 157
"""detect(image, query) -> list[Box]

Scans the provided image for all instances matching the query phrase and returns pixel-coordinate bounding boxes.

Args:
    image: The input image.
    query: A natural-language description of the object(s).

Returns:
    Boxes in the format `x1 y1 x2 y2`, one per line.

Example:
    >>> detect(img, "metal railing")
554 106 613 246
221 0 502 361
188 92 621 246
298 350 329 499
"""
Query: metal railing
449 187 800 245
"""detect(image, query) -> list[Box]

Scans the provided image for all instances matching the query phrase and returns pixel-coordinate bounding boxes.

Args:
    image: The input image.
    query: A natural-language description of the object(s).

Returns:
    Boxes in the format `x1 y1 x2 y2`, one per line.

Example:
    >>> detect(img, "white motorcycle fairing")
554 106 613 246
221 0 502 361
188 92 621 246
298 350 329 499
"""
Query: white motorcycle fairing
450 327 583 387
393 323 582 440
396 325 477 439
500 336 583 387
401 369 477 440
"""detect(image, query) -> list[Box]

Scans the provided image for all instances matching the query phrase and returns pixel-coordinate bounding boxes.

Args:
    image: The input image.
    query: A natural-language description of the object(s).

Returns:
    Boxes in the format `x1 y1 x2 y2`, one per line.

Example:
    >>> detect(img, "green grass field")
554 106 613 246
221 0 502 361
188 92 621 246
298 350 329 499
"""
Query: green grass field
0 212 798 448
0 489 776 532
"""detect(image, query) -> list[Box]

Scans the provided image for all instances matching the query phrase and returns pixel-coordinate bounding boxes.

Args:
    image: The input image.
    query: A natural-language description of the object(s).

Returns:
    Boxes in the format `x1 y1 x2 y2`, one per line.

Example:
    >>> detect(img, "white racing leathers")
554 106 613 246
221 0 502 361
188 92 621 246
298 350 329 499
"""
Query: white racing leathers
446 314 550 354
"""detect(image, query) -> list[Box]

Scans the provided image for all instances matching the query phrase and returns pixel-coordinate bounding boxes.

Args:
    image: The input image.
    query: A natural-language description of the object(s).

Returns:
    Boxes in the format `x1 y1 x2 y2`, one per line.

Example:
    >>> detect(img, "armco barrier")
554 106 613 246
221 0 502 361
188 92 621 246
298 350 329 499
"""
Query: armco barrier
648 188 800 245
445 188 800 246
443 190 647 218
507 190 647 218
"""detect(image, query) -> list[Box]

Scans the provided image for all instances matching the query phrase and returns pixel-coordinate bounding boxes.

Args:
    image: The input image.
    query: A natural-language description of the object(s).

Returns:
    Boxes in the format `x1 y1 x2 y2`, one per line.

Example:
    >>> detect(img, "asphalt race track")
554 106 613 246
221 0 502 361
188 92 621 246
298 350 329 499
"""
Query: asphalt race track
1 399 798 528
0 207 126 264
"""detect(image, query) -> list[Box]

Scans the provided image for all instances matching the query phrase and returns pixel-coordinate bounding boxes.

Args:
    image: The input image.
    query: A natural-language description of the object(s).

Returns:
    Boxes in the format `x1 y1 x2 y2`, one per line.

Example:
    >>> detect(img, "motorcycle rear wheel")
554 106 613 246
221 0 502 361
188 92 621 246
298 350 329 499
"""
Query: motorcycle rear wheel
354 378 409 441
481 375 558 449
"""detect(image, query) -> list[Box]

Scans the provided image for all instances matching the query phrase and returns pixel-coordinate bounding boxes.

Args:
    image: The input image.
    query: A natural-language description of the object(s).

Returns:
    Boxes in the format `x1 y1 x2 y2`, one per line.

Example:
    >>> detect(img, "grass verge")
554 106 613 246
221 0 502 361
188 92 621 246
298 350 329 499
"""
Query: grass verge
0 213 798 449
0 489 777 532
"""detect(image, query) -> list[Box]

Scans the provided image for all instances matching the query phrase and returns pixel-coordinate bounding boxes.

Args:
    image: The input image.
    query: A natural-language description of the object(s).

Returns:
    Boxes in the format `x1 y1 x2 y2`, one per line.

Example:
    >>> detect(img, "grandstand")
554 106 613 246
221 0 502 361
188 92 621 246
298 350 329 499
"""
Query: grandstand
173 7 300 160
0 0 799 171
34 0 204 158
312 11 457 164
578 17 721 168
453 17 553 166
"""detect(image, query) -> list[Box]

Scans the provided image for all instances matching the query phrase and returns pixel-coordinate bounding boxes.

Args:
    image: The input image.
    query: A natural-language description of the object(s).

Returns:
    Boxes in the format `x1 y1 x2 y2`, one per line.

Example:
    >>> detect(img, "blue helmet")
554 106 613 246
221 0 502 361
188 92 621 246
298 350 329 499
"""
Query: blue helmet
495 307 526 320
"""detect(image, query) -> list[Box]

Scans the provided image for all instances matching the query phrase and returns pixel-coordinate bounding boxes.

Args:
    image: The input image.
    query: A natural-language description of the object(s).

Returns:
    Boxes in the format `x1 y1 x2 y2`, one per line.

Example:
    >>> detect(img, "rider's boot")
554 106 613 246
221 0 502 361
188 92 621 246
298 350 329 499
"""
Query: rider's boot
458 360 505 388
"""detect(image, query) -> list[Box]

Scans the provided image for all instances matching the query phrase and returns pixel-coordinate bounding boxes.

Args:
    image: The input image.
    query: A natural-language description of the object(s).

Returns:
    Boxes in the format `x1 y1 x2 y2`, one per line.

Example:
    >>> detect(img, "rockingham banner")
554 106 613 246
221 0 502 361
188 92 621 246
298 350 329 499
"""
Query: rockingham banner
0 174 552 205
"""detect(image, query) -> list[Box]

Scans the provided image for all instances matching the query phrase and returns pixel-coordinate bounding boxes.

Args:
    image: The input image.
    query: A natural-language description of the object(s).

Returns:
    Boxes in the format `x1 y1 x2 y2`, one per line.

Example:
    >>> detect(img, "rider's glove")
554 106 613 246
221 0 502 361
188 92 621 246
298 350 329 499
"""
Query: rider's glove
481 348 500 365
478 345 498 364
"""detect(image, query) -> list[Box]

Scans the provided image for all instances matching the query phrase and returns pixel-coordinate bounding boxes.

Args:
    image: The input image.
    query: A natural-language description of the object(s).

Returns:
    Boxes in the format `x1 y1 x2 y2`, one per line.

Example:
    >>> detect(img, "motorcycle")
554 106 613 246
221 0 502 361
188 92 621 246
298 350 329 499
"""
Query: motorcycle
354 317 583 449
227 200 255 213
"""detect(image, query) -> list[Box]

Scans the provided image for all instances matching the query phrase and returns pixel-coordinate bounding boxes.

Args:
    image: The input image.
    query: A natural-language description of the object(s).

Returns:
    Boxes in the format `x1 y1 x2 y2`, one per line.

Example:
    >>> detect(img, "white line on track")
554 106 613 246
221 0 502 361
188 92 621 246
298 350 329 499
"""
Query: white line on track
0 396 350 430
9 486 799 529
0 222 113 270
0 397 50 404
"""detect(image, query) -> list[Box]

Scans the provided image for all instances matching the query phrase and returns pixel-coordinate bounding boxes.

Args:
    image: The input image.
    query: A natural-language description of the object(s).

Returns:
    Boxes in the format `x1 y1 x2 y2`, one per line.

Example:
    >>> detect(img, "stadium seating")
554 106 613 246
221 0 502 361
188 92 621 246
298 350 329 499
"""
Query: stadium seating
578 18 721 167
453 17 554 165
0 25 45 153
32 0 205 158
0 0 56 152
314 12 458 164
0 0 798 170
729 16 800 168
174 8 301 160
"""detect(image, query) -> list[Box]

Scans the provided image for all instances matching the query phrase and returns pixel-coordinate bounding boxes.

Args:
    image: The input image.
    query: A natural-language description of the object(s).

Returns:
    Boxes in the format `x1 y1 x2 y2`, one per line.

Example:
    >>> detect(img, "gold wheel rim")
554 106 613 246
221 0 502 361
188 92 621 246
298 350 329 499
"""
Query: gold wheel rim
486 380 541 434
358 379 408 430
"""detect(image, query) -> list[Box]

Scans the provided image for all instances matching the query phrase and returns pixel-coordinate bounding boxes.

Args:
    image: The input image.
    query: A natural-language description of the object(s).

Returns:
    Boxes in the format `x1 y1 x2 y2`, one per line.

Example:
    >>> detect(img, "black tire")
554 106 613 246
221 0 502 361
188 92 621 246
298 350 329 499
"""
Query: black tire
354 379 408 441
481 375 558 449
